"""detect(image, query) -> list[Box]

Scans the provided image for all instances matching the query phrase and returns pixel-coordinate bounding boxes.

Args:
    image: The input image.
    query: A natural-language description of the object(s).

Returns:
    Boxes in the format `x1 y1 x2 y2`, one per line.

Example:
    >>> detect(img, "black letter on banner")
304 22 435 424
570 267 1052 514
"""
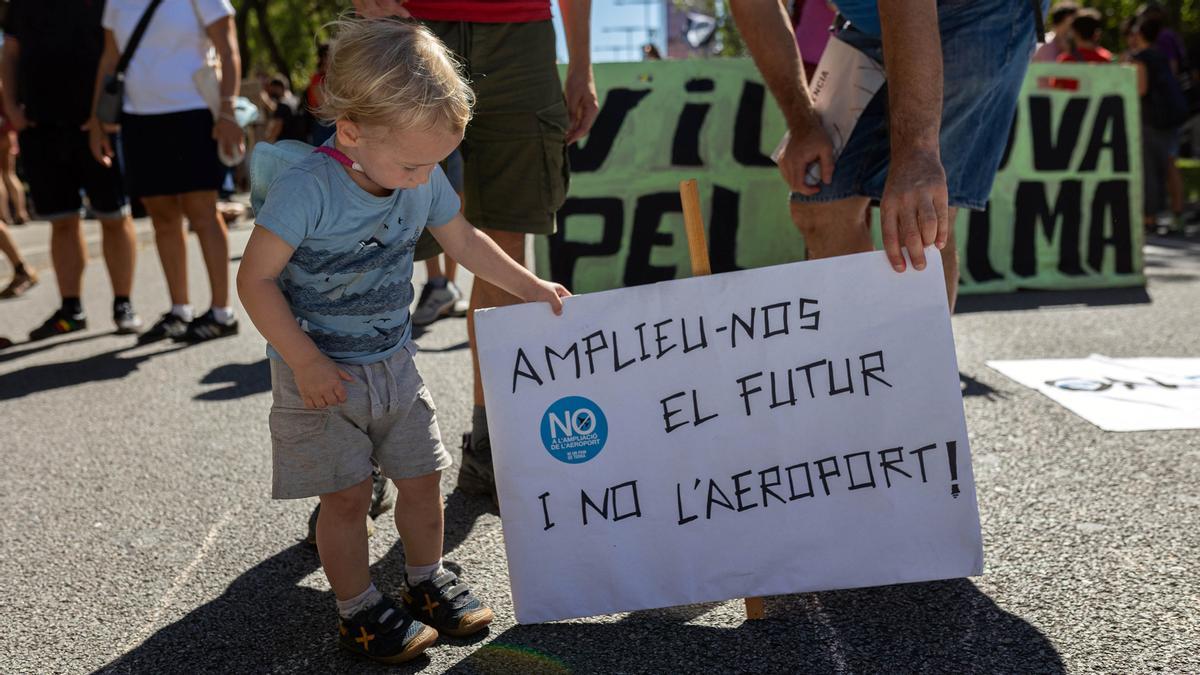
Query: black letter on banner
859 351 892 396
706 478 736 518
544 343 581 381
569 88 651 172
582 330 608 374
1078 96 1129 172
512 348 543 393
798 298 820 330
1012 180 1084 277
760 466 787 506
710 186 744 273
909 443 938 483
1030 96 1088 171
737 371 764 415
660 391 688 433
548 197 623 290
677 480 700 525
612 481 642 521
1087 179 1134 274
732 470 758 512
762 301 791 338
681 316 708 353
815 456 841 496
539 492 555 530
580 487 608 525
966 206 1004 284
796 360 827 398
654 319 677 358
625 193 681 286
730 307 755 348
996 108 1019 172
844 451 876 490
785 462 814 499
828 358 854 396
879 447 912 488
672 79 714 166
733 81 775 167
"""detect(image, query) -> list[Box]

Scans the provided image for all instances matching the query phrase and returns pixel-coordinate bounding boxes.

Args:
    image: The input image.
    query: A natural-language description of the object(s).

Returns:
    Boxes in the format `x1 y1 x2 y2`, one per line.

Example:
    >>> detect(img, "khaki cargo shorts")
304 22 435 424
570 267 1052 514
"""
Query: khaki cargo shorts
414 19 570 261
268 342 452 499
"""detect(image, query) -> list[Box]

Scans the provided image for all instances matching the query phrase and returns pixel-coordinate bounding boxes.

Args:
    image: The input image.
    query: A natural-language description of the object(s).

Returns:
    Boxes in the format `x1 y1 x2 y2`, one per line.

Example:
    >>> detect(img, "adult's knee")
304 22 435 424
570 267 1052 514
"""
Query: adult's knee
49 215 82 234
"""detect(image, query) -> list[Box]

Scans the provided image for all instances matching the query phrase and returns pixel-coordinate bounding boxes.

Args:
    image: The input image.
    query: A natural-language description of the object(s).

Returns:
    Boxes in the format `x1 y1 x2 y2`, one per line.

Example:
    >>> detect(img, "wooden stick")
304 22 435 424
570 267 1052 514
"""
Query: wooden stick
678 179 766 621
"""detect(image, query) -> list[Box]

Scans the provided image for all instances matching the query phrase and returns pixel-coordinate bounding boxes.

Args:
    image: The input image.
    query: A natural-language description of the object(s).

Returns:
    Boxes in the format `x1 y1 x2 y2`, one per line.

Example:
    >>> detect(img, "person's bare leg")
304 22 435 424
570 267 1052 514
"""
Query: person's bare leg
142 195 189 305
99 215 137 298
789 197 874 261
316 477 374 600
444 255 458 283
0 160 12 224
941 208 959 313
2 151 29 222
49 214 87 299
425 257 443 280
180 190 230 308
0 221 25 268
392 472 444 567
467 228 525 406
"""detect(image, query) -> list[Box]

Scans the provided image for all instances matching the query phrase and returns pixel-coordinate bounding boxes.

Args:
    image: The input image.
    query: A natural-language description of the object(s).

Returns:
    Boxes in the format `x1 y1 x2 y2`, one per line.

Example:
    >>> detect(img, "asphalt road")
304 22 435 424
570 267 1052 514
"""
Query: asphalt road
0 216 1196 674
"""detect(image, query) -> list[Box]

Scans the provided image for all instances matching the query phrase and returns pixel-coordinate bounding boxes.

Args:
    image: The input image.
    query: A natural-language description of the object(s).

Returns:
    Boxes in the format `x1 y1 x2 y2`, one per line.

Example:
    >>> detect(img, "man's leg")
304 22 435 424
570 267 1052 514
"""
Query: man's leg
180 190 230 309
466 228 525 406
49 213 87 300
141 196 189 306
98 215 137 299
789 197 873 260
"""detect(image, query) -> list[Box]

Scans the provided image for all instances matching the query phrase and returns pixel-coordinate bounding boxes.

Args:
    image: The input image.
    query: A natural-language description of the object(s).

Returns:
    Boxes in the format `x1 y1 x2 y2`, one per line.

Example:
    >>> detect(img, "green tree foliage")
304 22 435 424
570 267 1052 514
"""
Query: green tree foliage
232 0 344 89
1050 1 1199 53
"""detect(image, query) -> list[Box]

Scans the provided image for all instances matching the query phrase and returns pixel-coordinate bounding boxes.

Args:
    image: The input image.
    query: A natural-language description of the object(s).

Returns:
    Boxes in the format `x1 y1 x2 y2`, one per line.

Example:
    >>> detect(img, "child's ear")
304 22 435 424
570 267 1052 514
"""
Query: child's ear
336 119 361 148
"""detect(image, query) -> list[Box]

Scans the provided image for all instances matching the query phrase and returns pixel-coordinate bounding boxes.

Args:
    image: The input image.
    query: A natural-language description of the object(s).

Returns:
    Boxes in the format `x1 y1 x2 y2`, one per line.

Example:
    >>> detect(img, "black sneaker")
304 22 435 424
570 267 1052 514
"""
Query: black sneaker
338 595 437 664
457 432 497 506
28 309 87 341
305 469 397 545
178 310 238 343
402 569 494 638
138 312 190 345
113 301 144 335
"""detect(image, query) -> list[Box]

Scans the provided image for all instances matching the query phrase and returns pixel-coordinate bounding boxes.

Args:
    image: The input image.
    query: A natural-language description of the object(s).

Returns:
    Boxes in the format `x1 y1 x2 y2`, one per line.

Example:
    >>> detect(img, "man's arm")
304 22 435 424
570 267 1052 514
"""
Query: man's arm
877 0 949 272
558 0 598 144
729 0 832 194
207 15 244 159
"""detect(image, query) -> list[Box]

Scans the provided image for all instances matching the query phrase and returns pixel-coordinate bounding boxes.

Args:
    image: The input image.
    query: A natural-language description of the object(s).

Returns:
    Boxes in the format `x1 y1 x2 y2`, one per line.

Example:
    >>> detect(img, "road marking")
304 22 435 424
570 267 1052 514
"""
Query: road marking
114 508 237 657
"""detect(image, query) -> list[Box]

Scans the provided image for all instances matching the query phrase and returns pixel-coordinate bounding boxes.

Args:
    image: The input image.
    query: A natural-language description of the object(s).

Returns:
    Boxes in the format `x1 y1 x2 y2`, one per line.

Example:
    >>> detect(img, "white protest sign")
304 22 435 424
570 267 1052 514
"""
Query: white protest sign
988 356 1200 431
475 250 982 624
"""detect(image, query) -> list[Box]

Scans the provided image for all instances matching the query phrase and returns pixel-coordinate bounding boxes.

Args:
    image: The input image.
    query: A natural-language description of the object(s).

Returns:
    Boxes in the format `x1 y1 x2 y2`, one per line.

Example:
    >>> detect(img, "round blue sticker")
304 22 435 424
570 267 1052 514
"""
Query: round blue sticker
540 396 608 464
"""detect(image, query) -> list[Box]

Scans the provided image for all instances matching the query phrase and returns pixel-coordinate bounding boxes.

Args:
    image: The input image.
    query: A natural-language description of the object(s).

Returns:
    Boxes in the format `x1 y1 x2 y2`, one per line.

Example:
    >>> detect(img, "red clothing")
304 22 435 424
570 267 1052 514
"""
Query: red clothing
404 0 551 23
1058 46 1114 64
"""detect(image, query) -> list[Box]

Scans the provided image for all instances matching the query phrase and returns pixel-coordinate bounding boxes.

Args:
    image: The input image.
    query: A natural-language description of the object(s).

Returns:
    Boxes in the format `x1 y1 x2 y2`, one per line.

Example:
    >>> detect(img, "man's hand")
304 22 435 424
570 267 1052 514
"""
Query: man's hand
6 105 31 132
352 0 410 18
563 65 598 145
778 110 834 196
879 148 949 272
293 354 354 409
214 116 245 161
524 279 571 315
83 116 115 168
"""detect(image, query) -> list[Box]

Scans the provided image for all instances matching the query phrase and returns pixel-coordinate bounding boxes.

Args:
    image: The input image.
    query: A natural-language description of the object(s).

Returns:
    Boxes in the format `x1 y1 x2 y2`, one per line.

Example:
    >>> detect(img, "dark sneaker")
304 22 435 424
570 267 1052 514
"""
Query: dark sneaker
28 309 87 341
138 312 190 345
457 432 497 505
113 301 143 335
305 470 396 545
403 569 494 638
0 336 12 349
178 310 238 343
338 595 437 664
0 265 37 299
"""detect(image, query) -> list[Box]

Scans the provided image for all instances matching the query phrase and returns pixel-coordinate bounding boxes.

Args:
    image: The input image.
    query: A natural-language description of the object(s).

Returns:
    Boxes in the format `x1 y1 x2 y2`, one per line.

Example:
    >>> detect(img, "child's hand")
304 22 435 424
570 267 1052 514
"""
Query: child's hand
526 280 571 315
293 354 355 409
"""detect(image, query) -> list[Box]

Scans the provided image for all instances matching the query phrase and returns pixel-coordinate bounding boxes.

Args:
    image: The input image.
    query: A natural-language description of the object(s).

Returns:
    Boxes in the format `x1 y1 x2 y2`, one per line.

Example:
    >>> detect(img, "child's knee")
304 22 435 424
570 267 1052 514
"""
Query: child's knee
318 479 373 519
392 471 443 507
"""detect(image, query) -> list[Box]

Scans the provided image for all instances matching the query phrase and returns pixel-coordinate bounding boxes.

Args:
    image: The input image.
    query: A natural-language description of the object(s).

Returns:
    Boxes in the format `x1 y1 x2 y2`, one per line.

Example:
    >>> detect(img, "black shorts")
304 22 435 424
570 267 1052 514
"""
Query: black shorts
18 125 127 220
120 108 225 198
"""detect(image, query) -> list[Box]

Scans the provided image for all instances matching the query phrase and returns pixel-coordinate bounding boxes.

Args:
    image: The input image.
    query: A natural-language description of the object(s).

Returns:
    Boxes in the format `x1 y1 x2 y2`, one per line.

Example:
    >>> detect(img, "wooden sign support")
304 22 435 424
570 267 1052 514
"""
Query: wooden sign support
679 178 766 621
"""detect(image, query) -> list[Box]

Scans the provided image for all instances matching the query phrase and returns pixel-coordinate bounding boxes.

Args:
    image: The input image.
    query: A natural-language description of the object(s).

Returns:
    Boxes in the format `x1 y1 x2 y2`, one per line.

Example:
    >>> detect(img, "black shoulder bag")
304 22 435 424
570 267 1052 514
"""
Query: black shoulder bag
96 0 165 124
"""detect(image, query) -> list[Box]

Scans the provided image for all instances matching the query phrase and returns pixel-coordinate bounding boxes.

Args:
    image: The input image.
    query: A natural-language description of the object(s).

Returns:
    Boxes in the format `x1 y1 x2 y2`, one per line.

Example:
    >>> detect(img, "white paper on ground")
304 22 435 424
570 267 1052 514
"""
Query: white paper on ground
987 355 1200 431
475 249 982 624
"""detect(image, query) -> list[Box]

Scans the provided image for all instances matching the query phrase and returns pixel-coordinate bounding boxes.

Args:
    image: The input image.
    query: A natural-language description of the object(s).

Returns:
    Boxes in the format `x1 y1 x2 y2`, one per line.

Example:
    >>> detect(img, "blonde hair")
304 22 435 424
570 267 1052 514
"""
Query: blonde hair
317 17 473 133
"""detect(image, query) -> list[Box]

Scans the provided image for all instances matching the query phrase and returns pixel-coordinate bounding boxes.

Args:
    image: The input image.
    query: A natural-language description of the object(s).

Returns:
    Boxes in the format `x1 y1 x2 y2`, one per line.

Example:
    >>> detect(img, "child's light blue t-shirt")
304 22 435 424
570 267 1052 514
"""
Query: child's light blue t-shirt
253 140 460 365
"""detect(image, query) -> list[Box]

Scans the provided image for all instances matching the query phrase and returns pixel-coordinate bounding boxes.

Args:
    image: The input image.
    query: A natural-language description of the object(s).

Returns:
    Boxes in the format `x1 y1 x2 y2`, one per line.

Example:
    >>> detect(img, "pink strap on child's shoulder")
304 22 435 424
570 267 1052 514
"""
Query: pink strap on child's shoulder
313 145 364 173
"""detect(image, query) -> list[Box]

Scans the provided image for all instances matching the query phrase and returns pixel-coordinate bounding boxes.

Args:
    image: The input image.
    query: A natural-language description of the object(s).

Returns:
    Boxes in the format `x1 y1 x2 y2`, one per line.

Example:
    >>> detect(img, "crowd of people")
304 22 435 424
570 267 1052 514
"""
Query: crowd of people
0 0 1194 665
1036 2 1194 234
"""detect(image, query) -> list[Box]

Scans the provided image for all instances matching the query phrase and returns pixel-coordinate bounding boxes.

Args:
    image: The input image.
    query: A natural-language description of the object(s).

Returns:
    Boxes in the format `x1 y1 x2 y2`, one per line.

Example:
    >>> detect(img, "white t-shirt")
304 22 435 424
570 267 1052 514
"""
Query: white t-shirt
102 0 235 115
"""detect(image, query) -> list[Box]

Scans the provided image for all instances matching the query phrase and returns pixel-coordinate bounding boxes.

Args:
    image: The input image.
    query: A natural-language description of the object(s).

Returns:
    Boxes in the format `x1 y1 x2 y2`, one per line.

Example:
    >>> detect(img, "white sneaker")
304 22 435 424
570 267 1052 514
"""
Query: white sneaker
413 282 461 326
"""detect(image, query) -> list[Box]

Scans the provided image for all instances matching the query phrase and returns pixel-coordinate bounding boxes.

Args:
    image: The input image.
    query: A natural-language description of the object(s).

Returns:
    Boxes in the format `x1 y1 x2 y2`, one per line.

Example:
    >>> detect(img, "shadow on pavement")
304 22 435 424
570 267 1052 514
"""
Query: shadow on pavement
0 342 185 401
960 372 1004 399
955 286 1150 314
196 359 271 401
456 579 1064 674
0 331 113 365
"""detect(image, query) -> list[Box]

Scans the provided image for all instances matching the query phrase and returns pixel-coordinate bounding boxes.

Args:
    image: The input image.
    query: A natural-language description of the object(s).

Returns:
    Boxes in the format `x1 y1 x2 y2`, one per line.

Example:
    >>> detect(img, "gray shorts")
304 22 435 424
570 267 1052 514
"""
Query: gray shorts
268 342 452 499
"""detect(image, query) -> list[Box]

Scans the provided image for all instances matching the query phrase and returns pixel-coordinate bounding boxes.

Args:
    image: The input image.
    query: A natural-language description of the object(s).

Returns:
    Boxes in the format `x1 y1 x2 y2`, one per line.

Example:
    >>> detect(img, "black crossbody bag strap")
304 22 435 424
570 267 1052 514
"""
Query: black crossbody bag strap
115 0 166 77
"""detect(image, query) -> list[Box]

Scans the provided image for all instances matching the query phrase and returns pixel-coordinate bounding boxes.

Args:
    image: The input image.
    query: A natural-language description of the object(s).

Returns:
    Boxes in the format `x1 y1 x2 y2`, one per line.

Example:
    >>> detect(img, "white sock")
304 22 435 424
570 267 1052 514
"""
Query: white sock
170 304 194 321
405 561 444 586
210 306 235 324
336 582 383 619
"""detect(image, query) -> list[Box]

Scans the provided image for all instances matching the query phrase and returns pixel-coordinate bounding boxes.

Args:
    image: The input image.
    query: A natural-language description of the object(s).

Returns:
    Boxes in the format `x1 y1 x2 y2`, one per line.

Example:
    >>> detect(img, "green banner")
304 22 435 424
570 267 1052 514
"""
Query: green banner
537 59 1145 294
